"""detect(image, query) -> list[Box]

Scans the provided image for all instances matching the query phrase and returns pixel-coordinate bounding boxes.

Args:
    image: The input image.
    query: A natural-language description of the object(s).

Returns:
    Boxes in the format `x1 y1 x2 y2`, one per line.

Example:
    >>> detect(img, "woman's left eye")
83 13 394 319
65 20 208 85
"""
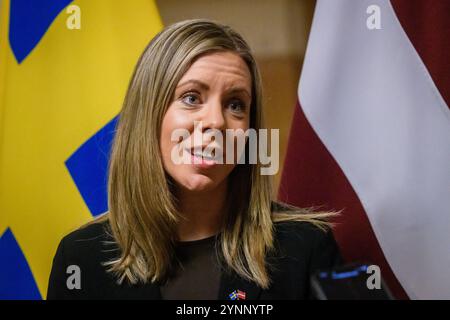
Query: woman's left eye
227 99 246 113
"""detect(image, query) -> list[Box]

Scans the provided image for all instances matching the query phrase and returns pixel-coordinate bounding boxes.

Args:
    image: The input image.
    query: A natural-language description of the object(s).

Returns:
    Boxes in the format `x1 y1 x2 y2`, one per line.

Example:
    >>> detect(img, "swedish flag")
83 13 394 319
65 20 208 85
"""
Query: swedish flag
0 0 162 299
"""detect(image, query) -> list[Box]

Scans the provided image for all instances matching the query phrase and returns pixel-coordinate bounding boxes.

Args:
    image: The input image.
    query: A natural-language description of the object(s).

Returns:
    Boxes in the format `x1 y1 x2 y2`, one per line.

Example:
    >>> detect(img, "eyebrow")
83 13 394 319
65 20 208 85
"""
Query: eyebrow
176 79 209 91
226 87 252 100
176 79 251 99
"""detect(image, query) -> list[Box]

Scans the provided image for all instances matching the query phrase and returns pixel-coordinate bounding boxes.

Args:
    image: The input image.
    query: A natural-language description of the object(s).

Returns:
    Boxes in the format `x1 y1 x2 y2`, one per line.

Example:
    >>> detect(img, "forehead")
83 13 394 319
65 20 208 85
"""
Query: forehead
178 51 252 89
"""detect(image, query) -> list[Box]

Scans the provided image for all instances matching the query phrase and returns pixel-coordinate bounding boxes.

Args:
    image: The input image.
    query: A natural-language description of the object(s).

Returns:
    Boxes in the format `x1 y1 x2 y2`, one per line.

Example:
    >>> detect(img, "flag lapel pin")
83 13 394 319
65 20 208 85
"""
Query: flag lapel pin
229 289 246 300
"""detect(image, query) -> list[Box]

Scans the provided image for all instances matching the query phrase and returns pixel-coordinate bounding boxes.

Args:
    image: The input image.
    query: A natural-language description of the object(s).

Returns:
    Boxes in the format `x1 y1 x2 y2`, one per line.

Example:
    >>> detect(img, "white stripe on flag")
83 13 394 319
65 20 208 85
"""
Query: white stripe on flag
299 0 450 299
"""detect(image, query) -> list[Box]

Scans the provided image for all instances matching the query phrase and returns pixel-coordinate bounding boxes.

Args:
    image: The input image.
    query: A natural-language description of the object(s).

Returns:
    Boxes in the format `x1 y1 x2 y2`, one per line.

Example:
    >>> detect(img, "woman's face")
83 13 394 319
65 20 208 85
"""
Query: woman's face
160 51 252 193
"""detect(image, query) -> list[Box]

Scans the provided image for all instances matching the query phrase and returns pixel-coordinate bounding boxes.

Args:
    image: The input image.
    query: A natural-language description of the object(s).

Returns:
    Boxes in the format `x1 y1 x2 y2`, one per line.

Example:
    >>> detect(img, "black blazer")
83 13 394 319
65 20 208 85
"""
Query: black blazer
47 218 341 300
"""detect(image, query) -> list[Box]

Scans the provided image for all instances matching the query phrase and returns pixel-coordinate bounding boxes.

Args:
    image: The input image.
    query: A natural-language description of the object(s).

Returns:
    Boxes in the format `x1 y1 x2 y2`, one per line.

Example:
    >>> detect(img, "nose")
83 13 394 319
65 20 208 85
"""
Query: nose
201 99 226 132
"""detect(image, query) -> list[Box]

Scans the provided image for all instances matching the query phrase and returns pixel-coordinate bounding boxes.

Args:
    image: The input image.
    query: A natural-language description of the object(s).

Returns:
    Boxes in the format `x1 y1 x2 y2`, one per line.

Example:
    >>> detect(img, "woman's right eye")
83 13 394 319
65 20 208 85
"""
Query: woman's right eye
181 93 201 106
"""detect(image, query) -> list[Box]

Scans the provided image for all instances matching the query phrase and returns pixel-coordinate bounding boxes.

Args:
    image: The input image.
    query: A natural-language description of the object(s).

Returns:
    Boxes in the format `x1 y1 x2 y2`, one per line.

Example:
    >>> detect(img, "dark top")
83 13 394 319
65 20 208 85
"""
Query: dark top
47 207 342 300
160 234 221 300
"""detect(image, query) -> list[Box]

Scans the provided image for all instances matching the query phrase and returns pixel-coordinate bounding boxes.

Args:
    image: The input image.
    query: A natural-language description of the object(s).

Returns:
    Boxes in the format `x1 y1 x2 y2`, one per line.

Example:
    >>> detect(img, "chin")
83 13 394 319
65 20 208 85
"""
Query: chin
180 174 220 192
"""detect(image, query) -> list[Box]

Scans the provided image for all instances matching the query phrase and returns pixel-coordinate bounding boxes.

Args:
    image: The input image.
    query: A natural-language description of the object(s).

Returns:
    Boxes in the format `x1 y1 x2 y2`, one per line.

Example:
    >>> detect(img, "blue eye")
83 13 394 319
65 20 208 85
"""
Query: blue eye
181 93 200 106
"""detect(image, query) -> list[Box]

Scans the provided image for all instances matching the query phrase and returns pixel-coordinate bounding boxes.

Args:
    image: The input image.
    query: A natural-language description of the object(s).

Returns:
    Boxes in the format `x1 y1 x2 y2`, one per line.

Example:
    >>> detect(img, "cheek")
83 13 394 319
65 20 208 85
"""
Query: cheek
161 108 192 137
160 107 193 156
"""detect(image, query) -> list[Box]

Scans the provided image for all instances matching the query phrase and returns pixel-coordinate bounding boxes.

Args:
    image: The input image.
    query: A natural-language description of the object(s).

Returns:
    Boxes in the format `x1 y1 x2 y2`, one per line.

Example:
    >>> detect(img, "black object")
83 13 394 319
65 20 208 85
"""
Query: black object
310 263 394 300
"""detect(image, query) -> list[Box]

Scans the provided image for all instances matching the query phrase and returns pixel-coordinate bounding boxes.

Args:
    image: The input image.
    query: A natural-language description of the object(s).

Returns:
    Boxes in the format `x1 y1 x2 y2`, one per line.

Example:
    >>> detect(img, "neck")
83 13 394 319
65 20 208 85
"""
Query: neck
175 180 228 242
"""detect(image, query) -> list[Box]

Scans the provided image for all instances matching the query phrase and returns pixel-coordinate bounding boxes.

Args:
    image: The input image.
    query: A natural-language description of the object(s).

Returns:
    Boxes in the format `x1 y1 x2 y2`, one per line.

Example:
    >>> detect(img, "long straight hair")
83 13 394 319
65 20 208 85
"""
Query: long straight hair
98 19 335 289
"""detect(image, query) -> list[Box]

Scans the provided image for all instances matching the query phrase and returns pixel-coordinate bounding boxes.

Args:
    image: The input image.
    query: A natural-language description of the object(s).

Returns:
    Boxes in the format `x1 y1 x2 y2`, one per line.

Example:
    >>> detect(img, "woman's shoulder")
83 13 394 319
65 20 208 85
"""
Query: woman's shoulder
64 218 110 239
56 218 118 265
270 201 342 266
273 219 333 251
47 218 119 299
63 219 111 244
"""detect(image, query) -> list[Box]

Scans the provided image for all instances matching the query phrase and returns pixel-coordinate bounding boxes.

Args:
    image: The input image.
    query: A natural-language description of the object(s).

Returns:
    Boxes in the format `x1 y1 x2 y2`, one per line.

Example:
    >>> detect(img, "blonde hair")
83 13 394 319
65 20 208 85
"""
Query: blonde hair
95 19 335 289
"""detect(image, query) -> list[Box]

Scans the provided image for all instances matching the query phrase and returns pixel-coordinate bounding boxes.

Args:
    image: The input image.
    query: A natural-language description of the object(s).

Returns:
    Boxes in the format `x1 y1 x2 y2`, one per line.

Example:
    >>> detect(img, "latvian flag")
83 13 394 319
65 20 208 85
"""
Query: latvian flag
237 290 246 300
279 0 450 299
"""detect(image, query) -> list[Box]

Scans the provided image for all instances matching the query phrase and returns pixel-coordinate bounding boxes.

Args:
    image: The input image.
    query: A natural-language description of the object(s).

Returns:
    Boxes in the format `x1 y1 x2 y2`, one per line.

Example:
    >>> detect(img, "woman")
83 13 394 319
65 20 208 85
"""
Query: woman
47 19 341 300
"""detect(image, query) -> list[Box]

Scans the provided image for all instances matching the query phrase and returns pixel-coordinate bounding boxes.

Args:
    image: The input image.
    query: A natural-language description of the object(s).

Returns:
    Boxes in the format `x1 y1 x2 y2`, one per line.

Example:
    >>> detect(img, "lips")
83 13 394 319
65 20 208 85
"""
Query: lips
185 147 223 167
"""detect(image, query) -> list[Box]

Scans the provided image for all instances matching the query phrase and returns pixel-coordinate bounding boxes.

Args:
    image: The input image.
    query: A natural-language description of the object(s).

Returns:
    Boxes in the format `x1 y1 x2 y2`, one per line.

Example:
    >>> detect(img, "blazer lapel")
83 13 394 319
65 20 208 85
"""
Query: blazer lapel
217 269 262 300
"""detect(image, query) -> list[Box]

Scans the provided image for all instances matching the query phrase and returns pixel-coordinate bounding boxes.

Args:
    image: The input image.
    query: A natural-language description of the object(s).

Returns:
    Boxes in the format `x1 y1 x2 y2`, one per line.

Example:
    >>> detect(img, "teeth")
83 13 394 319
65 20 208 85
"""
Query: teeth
192 150 214 160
